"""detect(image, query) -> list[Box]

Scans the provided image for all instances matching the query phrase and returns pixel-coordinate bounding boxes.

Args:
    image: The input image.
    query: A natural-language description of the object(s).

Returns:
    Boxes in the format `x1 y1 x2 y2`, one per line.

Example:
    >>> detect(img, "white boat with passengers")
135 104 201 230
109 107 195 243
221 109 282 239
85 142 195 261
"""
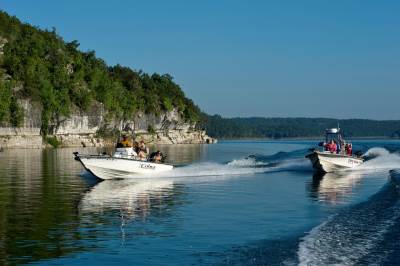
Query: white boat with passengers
74 146 174 180
306 127 364 173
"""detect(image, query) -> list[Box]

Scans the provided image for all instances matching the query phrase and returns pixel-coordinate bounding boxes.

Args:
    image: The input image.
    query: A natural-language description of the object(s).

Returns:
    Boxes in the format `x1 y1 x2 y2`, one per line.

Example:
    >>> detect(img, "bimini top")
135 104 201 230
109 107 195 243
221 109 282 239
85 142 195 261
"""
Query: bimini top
326 128 340 134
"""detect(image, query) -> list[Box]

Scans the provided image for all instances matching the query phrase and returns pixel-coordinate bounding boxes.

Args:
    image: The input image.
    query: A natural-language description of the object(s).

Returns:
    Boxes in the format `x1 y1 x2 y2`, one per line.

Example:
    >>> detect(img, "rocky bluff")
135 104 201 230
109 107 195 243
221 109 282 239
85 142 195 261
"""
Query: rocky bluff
0 100 216 148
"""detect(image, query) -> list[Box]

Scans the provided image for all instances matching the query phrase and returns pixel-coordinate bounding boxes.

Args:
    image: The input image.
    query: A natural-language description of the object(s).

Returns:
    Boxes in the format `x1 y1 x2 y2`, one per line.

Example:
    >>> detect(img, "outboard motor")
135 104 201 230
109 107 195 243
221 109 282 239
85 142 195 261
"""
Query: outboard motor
73 152 80 161
353 150 364 158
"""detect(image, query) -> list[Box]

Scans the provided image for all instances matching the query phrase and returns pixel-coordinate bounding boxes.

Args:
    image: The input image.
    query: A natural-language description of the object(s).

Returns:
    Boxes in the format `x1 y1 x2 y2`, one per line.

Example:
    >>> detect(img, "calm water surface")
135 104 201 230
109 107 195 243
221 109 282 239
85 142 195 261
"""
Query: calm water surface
0 140 400 265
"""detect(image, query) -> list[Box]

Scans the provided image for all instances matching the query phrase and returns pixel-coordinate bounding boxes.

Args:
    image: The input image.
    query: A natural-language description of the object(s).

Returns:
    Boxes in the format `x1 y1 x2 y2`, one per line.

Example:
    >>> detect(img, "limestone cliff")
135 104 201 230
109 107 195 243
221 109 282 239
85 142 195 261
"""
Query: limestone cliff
0 99 216 148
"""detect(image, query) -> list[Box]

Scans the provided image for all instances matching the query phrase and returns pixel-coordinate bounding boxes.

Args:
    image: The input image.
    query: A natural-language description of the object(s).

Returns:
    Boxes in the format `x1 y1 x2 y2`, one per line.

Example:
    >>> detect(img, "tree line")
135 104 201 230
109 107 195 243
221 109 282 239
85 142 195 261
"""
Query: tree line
202 115 400 139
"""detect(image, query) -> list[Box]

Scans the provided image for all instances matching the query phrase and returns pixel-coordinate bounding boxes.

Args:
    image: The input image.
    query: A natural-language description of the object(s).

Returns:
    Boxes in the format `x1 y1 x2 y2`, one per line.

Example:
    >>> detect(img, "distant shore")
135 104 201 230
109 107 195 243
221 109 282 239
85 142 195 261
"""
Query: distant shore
214 136 397 141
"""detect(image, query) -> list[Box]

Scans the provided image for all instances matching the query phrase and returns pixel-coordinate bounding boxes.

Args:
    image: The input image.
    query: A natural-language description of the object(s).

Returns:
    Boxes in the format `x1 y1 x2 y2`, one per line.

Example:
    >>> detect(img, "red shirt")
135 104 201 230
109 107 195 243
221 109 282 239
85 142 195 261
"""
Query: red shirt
329 143 337 153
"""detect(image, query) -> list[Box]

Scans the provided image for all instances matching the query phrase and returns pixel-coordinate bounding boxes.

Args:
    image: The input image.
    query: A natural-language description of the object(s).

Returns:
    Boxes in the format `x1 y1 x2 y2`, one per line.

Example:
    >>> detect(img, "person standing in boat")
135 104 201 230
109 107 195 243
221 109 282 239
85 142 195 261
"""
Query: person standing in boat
336 141 341 154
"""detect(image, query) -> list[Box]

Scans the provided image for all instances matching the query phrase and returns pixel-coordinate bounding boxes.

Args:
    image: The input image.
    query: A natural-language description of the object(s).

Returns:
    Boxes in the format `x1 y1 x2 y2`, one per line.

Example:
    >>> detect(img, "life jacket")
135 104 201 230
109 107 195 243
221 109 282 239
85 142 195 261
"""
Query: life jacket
347 145 352 155
121 139 131 147
329 143 337 153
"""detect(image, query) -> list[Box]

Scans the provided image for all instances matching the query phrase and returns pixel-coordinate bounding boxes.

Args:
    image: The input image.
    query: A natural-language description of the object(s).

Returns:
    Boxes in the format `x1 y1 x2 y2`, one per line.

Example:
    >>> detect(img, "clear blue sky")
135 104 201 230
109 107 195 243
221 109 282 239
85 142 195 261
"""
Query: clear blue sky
2 0 400 119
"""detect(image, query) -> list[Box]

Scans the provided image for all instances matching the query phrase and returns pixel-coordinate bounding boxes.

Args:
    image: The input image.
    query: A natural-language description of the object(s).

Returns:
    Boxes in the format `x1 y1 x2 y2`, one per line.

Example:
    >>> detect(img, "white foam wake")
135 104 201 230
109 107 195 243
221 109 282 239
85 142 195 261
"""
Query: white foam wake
227 157 265 167
119 157 313 183
356 148 400 172
330 147 400 175
275 158 313 172
363 147 390 157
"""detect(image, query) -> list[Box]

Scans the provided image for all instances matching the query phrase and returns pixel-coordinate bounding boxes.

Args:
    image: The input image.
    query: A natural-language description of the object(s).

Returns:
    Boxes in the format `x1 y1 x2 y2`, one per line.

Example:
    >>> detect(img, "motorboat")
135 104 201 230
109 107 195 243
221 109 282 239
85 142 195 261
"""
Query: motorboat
74 147 174 180
306 127 364 173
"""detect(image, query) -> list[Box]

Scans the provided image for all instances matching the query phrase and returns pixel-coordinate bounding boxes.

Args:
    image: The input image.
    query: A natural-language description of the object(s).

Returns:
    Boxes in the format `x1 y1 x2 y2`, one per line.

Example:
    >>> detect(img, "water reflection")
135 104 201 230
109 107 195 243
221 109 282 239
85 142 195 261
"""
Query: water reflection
0 147 190 264
308 171 363 204
0 148 89 265
80 179 175 218
79 179 185 244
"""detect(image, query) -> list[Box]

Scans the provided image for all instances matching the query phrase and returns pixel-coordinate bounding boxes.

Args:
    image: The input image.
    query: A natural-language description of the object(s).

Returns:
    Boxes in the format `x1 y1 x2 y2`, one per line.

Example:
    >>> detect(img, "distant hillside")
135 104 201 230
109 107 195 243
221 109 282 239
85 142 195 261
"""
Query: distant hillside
203 115 400 139
0 10 201 136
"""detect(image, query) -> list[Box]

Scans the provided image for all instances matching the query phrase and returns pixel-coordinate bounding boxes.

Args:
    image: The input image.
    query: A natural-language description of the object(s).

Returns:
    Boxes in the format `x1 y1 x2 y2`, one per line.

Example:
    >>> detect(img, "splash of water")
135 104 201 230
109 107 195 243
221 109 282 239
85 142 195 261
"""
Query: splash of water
227 157 266 167
356 148 400 172
363 147 391 157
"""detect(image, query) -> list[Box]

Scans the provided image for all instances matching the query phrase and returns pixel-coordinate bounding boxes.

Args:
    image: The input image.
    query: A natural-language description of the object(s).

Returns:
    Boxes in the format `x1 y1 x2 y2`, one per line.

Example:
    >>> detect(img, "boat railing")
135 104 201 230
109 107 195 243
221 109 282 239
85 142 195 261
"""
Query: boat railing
73 152 165 163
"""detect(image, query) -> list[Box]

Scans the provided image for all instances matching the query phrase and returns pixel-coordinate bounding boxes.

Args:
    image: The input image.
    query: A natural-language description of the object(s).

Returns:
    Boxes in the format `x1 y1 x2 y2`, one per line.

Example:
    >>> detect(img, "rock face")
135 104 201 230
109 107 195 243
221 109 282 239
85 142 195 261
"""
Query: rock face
0 36 7 56
0 100 216 148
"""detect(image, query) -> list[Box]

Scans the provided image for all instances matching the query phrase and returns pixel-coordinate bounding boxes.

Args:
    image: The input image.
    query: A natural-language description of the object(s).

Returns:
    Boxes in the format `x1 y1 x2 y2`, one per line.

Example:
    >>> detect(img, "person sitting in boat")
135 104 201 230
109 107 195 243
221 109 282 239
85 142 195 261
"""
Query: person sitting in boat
346 143 353 156
138 140 149 160
139 140 149 154
133 141 139 153
116 135 132 148
328 140 337 153
150 150 163 163
324 142 330 151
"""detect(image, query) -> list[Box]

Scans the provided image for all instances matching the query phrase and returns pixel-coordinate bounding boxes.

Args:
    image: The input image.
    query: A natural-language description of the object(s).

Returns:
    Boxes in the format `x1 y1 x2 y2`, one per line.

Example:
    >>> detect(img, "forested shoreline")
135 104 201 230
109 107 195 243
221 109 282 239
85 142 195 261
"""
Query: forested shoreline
202 115 400 139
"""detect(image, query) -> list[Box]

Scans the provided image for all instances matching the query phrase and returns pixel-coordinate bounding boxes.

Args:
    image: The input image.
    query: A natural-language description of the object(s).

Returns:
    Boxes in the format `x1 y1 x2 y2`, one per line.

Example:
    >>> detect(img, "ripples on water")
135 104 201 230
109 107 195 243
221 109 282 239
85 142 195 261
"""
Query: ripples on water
0 141 399 265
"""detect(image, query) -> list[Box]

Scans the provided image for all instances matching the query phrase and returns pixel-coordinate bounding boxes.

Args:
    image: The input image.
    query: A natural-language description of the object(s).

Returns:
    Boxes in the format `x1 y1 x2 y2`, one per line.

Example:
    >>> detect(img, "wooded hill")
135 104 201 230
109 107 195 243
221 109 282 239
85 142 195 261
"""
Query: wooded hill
0 10 201 136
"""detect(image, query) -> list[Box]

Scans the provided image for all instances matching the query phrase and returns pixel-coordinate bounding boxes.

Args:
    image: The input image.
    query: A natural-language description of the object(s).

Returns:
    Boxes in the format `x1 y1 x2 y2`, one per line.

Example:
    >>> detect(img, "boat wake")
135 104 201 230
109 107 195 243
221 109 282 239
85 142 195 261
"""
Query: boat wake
348 147 400 173
140 151 314 182
298 170 400 265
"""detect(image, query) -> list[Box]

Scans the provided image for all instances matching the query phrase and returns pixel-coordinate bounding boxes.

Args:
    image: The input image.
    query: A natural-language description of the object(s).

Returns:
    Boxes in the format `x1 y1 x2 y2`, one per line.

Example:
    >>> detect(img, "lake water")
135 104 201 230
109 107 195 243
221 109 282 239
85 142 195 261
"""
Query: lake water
1 140 400 265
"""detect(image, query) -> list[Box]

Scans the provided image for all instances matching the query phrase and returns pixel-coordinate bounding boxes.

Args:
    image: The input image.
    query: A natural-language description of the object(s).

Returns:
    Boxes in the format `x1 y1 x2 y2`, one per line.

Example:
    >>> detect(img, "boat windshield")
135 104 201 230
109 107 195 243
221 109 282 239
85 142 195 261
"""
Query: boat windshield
325 128 344 144
326 132 342 143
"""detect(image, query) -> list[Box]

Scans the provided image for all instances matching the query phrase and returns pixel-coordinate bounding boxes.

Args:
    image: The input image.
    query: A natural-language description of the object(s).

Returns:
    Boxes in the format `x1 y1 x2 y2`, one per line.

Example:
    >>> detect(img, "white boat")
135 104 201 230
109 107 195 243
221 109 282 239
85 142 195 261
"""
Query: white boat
74 147 174 180
306 128 364 173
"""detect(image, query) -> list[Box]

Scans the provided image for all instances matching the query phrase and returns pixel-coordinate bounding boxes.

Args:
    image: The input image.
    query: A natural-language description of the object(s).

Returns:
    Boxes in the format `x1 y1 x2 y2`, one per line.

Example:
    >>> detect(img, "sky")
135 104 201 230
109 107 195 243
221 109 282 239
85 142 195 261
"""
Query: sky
1 0 400 119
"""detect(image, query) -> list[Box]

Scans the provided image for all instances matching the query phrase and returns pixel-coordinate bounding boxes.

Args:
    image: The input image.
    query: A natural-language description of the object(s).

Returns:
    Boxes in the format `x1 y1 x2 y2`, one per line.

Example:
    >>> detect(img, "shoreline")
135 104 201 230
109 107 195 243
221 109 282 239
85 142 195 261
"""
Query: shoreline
215 136 397 141
1 136 397 150
0 134 217 149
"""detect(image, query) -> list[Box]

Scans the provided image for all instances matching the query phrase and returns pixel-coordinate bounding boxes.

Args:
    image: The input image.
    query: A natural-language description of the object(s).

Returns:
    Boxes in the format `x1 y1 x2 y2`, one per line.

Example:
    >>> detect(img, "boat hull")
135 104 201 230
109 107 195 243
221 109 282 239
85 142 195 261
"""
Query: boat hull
306 151 364 173
75 154 173 180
